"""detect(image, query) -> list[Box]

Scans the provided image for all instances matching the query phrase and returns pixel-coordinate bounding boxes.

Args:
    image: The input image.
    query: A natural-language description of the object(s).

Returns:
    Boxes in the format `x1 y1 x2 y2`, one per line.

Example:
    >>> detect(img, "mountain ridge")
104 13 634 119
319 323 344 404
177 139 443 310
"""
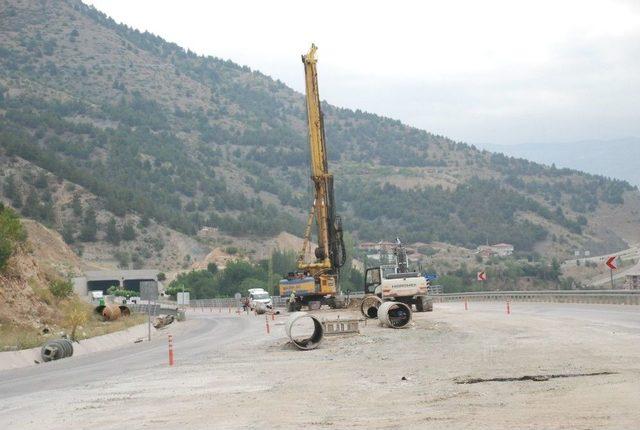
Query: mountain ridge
0 0 638 265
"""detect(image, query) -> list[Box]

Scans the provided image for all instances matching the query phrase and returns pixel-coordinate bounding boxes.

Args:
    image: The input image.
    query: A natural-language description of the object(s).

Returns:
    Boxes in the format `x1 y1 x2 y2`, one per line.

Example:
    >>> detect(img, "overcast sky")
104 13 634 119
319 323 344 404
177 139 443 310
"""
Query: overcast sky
84 0 640 146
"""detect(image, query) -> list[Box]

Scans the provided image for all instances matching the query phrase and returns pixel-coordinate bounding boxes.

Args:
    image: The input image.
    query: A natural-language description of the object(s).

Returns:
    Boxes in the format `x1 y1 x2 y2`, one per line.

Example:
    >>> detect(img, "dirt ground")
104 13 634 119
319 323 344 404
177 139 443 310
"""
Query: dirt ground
1 302 639 429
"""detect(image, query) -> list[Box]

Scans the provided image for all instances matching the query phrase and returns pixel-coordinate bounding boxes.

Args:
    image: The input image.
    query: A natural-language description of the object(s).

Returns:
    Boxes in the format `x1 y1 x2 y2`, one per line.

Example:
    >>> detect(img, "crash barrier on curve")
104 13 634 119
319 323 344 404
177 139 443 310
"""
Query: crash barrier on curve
433 290 640 305
285 312 324 350
41 338 74 362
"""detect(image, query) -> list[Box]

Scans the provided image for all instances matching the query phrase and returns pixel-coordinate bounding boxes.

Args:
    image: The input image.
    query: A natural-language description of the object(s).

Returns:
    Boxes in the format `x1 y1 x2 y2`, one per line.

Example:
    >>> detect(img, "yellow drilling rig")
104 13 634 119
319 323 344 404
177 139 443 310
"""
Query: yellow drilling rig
278 44 346 311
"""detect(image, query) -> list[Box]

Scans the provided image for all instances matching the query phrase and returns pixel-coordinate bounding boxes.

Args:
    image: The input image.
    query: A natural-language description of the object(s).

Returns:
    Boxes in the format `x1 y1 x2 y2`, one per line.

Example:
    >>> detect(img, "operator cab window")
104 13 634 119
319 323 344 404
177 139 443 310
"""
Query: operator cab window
366 269 381 285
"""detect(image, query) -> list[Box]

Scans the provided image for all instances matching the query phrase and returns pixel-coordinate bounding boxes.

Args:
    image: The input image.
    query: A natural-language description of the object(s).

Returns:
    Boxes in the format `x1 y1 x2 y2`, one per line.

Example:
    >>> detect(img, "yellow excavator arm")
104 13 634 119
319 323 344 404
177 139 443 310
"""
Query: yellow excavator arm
298 44 345 276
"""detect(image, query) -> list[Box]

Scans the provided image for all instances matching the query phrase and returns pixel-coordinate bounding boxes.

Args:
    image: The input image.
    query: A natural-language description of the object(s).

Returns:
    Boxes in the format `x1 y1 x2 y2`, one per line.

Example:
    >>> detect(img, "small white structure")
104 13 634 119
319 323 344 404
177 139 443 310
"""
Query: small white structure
477 243 514 257
625 264 640 289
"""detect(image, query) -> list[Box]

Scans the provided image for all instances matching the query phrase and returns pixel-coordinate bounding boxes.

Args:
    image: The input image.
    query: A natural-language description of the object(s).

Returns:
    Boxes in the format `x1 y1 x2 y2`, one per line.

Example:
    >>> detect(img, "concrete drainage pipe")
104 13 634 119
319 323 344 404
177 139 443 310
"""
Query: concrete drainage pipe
254 302 267 315
41 338 74 362
285 312 324 350
378 301 412 328
360 295 383 319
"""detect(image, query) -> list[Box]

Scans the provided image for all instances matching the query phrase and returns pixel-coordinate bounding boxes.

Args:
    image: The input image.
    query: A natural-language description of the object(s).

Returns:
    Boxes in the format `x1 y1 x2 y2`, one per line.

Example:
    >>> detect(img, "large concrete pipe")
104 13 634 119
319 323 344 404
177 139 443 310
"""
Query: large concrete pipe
285 312 324 350
378 301 412 328
102 305 122 321
254 302 267 315
360 295 383 319
41 338 74 362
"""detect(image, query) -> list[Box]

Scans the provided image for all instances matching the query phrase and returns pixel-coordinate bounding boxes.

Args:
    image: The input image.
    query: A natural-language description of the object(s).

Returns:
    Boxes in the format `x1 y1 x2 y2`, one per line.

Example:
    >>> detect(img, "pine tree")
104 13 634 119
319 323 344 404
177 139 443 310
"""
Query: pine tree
61 223 76 244
79 207 97 242
3 175 22 208
106 217 120 245
71 193 82 217
22 190 40 219
121 222 136 241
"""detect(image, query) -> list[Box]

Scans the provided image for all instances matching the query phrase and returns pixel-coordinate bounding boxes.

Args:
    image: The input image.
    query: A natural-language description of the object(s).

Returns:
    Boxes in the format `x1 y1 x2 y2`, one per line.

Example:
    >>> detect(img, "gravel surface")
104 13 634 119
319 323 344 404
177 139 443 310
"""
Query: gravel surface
1 302 638 429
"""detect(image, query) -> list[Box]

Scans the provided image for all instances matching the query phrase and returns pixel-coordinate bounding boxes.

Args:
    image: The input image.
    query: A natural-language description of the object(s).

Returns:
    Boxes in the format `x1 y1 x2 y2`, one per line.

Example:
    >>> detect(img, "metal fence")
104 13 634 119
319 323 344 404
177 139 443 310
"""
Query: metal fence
432 290 640 305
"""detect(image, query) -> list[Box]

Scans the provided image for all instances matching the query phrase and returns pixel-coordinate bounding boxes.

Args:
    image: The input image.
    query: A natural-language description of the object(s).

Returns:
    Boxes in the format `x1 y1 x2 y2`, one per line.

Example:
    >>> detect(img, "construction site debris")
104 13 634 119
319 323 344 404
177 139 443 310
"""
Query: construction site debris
153 314 175 329
322 317 360 335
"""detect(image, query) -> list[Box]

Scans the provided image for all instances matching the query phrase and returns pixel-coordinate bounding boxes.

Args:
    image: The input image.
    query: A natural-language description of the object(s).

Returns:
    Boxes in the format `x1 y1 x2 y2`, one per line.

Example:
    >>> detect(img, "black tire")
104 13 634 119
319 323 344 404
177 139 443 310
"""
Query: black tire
415 296 425 312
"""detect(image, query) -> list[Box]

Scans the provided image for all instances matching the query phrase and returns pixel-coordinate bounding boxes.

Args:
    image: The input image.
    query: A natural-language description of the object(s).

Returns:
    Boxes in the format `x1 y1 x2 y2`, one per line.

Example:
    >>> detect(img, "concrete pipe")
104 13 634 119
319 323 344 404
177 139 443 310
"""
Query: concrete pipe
378 301 412 329
102 305 122 321
360 295 383 319
285 312 324 350
254 302 267 315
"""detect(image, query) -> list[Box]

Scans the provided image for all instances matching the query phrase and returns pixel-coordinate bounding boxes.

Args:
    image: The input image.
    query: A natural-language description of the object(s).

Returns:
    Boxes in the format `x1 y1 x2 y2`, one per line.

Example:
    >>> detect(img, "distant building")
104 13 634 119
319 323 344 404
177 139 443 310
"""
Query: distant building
477 243 514 257
625 264 640 289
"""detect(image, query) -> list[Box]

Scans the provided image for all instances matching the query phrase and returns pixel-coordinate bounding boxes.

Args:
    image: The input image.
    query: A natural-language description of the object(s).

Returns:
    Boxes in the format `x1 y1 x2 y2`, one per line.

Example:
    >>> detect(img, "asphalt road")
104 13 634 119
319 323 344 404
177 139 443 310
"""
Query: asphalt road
0 311 257 400
2 302 639 401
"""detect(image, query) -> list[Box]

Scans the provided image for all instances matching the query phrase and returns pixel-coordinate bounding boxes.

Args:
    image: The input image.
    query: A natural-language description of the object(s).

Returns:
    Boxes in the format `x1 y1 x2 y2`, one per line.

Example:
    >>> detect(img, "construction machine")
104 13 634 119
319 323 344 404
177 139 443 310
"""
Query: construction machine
362 239 433 316
279 44 346 311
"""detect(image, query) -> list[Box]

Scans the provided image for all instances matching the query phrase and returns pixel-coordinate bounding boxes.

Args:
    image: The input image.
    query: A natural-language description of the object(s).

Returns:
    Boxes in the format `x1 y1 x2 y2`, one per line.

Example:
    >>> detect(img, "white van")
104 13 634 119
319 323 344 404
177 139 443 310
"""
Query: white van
247 288 272 309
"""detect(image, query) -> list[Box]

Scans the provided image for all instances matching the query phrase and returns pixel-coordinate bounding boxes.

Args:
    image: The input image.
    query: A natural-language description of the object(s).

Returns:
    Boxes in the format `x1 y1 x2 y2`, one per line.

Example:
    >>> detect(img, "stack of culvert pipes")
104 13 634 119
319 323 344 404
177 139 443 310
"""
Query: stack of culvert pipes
40 338 74 362
378 302 412 328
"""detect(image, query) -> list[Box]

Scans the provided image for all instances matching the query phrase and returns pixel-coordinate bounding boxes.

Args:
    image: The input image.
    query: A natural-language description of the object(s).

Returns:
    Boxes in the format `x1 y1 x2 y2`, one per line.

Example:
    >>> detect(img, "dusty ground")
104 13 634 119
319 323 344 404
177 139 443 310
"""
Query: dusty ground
1 302 639 429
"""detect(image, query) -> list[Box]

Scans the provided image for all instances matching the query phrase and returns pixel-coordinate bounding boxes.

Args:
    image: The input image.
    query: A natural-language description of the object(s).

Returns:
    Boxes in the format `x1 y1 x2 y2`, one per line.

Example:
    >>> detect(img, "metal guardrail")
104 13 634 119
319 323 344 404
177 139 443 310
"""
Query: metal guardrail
433 290 640 305
127 304 179 315
187 289 640 308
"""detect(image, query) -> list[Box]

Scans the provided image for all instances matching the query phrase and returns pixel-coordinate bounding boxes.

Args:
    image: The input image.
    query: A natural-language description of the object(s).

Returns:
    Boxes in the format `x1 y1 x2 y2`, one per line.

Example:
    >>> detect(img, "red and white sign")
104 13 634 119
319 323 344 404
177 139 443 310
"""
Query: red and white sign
606 256 618 270
477 271 487 281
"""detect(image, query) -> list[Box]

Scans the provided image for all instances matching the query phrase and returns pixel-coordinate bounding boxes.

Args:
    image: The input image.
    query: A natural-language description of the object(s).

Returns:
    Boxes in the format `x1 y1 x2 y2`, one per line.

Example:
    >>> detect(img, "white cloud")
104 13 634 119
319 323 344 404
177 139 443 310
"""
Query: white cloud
83 0 640 145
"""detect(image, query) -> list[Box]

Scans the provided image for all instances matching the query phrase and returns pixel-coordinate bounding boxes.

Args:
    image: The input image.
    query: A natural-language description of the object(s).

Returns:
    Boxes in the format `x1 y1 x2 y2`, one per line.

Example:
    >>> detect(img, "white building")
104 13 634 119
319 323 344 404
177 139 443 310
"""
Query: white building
477 243 514 257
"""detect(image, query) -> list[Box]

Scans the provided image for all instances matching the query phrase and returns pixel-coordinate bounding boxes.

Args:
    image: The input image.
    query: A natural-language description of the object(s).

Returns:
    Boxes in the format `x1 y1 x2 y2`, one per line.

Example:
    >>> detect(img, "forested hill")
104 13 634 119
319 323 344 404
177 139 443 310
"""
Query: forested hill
0 0 638 261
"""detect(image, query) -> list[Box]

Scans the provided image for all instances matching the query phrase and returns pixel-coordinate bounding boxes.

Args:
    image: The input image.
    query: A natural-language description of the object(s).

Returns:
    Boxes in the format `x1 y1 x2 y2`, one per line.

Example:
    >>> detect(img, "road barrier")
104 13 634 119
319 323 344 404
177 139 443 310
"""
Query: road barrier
188 290 640 309
168 334 174 366
432 290 640 305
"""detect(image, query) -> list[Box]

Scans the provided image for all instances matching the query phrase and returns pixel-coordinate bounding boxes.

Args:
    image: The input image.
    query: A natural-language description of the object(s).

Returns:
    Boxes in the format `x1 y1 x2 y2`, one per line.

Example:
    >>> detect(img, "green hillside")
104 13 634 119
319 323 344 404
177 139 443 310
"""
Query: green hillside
0 0 637 260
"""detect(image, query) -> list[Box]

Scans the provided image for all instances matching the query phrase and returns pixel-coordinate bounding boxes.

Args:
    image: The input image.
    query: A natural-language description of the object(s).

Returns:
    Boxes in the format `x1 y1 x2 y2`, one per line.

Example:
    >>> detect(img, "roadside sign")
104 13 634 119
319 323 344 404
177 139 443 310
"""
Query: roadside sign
477 271 487 281
606 256 618 270
177 292 190 306
139 280 158 342
140 281 159 301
